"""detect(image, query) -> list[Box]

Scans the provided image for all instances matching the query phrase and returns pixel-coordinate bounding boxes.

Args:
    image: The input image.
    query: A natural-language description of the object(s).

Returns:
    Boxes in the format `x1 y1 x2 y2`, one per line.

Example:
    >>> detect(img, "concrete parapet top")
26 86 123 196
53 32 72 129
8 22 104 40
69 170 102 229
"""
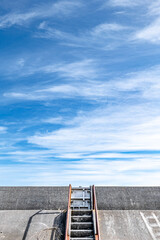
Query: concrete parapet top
96 187 160 210
1 186 160 210
0 187 68 210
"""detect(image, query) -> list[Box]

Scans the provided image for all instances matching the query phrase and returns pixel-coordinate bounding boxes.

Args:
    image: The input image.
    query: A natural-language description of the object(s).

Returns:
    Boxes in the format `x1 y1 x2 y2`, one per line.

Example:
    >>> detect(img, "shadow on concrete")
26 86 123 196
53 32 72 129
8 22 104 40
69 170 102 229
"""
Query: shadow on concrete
22 210 42 240
50 211 66 240
22 210 66 240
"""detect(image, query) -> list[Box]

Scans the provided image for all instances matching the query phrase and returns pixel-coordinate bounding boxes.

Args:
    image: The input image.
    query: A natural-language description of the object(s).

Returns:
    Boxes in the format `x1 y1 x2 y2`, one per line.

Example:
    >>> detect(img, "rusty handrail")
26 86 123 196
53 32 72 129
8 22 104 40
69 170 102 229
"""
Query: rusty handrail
65 184 72 240
92 185 100 240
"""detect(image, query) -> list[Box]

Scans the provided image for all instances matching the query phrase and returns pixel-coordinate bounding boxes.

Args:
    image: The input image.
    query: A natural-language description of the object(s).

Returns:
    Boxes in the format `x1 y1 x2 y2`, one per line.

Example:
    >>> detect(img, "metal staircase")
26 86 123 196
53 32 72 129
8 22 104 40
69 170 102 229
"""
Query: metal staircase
65 185 100 240
71 187 92 210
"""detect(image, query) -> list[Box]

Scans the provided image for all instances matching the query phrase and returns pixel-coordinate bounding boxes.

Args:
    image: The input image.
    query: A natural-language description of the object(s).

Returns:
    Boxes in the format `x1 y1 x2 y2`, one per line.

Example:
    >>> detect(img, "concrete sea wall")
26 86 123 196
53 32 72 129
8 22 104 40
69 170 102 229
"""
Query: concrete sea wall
1 186 160 240
0 187 68 210
96 187 160 210
1 186 160 210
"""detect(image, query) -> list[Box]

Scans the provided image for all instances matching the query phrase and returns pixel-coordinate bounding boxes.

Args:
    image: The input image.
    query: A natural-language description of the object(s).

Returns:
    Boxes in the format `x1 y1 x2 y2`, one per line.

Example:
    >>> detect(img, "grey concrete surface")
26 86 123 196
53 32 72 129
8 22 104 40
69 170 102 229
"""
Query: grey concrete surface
1 187 160 210
96 187 160 210
0 210 66 240
98 210 160 240
0 187 68 210
1 187 160 240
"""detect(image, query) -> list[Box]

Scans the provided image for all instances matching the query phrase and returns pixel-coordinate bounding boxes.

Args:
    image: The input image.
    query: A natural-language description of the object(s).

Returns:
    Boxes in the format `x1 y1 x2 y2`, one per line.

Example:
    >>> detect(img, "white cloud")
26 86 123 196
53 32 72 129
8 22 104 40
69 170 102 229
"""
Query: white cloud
108 0 143 7
116 65 160 98
4 76 128 102
91 23 127 35
36 21 128 50
42 59 98 79
147 1 160 16
43 117 63 124
17 58 25 67
1 157 160 185
4 64 160 101
0 126 7 133
3 58 99 80
0 12 37 28
0 1 82 28
134 18 160 43
131 1 160 44
28 101 160 156
4 81 110 101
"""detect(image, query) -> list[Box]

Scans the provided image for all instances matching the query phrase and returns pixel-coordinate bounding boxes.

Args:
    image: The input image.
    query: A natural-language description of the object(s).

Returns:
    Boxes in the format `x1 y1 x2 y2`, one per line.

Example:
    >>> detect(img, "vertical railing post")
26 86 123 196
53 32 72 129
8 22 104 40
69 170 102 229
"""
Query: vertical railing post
65 184 72 240
92 185 100 240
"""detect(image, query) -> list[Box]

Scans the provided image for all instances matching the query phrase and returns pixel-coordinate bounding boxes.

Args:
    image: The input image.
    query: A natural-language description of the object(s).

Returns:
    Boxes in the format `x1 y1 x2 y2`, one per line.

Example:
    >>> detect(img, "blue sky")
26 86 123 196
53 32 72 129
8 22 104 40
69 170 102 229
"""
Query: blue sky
0 0 160 186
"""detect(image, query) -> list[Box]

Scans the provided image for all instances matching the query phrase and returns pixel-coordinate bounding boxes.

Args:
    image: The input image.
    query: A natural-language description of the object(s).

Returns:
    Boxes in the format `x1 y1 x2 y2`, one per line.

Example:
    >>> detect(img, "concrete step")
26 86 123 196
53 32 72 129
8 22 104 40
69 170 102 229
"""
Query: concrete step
71 222 93 230
71 229 94 237
71 216 92 222
72 210 92 216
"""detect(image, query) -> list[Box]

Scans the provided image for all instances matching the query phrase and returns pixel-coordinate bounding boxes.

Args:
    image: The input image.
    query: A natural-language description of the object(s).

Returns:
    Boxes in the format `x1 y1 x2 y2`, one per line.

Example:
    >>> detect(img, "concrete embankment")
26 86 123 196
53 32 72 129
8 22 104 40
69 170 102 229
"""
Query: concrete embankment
0 210 66 240
96 187 160 210
0 187 68 210
1 186 160 210
1 186 160 240
96 187 160 240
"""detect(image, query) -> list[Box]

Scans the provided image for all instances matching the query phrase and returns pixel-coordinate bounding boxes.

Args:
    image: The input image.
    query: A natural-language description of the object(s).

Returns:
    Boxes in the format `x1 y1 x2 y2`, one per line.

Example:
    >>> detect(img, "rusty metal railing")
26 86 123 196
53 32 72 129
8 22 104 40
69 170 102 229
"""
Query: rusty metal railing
65 184 72 240
92 185 100 240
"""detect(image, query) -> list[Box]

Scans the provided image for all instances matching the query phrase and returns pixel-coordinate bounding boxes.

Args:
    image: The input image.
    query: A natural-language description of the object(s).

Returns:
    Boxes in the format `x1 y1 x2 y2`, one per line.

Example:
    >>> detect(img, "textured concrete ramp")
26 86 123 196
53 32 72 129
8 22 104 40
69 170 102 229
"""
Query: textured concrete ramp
1 187 160 240
0 187 68 210
99 210 160 240
96 187 160 210
0 210 66 240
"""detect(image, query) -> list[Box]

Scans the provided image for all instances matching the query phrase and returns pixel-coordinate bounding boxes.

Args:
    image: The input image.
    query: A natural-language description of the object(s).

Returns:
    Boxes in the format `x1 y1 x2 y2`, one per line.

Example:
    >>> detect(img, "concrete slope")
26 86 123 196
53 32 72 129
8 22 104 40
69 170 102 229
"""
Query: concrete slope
0 187 68 210
0 210 66 240
96 187 160 210
1 187 160 210
99 210 160 240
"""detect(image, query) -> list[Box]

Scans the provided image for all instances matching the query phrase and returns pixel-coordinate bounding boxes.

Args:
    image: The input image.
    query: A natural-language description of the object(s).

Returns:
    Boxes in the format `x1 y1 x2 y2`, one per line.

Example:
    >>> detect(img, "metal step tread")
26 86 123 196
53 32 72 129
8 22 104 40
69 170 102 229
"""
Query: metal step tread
72 216 92 218
71 222 93 230
71 216 92 219
70 238 94 240
71 197 90 200
71 207 91 210
72 222 93 224
71 230 93 232
72 212 92 216
72 210 92 213
71 217 92 223
71 237 94 239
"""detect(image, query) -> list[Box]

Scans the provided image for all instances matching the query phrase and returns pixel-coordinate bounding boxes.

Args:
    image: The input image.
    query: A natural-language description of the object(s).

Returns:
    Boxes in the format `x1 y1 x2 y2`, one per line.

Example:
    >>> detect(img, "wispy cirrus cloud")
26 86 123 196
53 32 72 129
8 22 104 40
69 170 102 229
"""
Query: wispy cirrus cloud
105 0 153 8
1 156 160 186
134 18 160 44
147 1 160 16
1 59 99 79
42 117 63 124
3 81 110 102
107 0 158 8
1 0 160 187
131 1 160 44
0 126 7 133
108 0 141 7
3 64 160 102
41 59 99 80
36 21 128 50
91 23 127 34
28 100 160 155
0 0 82 28
20 64 160 160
